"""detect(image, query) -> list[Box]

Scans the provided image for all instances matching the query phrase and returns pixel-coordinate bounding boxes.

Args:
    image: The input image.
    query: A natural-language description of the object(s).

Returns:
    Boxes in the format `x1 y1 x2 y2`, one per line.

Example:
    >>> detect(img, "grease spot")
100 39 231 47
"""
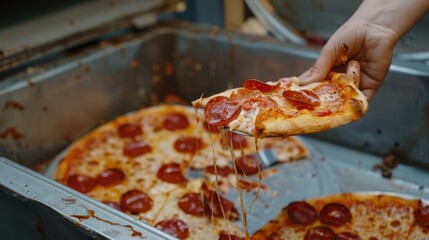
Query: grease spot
3 101 24 111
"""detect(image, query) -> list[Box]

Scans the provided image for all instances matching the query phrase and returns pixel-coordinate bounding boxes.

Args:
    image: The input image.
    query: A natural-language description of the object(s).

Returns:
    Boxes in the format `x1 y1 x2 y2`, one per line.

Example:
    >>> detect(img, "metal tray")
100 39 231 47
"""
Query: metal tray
2 22 429 239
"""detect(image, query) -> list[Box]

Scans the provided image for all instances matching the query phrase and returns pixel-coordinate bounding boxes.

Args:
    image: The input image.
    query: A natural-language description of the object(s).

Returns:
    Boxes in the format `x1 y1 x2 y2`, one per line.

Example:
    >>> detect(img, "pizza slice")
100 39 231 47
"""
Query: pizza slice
192 61 368 138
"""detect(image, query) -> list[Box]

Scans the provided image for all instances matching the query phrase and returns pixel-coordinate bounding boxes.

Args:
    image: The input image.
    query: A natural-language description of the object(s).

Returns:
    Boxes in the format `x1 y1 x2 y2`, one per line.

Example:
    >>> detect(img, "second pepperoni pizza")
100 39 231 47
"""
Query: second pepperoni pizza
252 192 429 240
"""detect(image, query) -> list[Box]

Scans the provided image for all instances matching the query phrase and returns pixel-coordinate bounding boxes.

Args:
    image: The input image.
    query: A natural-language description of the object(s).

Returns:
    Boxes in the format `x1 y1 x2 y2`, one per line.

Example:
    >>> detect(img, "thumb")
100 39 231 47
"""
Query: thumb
299 45 337 85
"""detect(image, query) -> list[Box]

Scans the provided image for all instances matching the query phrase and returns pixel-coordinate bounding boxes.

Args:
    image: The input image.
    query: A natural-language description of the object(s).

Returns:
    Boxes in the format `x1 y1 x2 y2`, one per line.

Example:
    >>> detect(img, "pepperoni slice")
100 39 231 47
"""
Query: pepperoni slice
163 113 189 131
103 201 122 211
67 174 97 193
205 189 238 220
205 165 233 177
221 132 248 149
319 203 352 226
204 96 242 126
415 205 429 227
96 168 125 186
174 136 203 154
155 219 189 239
283 90 321 106
286 201 318 225
123 141 152 158
304 226 336 240
120 190 153 213
231 89 278 111
218 233 245 240
118 123 142 138
312 82 340 96
203 121 220 133
230 88 263 102
243 79 279 92
178 192 208 217
237 179 261 191
157 163 186 184
335 232 362 240
235 155 261 175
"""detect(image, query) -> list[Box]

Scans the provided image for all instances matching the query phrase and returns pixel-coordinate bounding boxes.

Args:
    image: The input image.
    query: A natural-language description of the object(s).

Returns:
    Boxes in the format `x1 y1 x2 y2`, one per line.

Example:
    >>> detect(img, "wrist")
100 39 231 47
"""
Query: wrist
351 0 429 44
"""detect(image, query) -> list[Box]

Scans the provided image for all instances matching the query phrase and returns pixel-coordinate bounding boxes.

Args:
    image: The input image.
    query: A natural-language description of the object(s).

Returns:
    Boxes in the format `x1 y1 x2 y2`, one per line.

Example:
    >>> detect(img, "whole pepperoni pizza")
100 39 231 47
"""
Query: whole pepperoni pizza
252 193 429 240
192 61 368 138
53 104 310 239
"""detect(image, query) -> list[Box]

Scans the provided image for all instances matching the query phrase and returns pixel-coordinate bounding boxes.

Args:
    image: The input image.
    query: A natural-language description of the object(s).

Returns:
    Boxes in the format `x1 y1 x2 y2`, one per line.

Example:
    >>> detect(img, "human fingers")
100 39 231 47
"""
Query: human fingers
360 88 377 101
346 60 360 87
356 46 393 101
358 70 384 101
299 40 338 85
299 55 333 85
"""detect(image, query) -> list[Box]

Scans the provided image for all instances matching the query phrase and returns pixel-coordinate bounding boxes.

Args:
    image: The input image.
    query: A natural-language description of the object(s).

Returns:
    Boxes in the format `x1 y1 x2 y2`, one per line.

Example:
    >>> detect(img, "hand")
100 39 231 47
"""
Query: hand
299 0 429 101
299 18 397 101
